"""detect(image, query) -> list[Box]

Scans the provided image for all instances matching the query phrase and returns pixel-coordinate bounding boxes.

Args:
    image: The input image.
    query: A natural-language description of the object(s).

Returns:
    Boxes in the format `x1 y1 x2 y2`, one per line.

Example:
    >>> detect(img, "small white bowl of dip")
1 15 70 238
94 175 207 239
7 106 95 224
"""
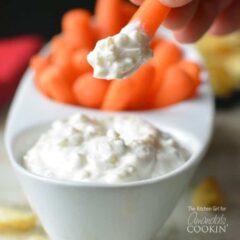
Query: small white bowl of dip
7 117 205 240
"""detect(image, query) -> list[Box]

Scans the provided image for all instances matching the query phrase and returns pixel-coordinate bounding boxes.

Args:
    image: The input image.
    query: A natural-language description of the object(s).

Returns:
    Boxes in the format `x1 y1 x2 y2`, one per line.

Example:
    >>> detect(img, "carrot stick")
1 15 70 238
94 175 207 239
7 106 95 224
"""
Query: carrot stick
102 64 154 111
62 9 96 49
72 49 92 75
73 73 110 108
95 0 124 38
131 0 170 37
154 65 195 108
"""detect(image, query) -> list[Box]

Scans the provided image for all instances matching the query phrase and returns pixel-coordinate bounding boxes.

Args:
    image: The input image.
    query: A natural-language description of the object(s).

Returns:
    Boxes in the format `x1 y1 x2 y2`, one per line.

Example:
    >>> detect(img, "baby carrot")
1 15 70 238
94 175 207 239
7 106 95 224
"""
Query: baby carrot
95 0 124 38
30 55 49 74
101 78 134 111
152 41 182 68
178 60 202 97
50 35 72 54
62 9 96 49
50 36 76 67
131 0 170 37
178 60 201 87
38 65 77 104
50 48 75 67
35 72 51 98
154 65 195 108
150 37 164 50
129 64 155 109
121 2 137 25
102 64 154 111
55 58 79 85
73 73 110 108
72 49 92 75
31 56 51 96
148 41 182 102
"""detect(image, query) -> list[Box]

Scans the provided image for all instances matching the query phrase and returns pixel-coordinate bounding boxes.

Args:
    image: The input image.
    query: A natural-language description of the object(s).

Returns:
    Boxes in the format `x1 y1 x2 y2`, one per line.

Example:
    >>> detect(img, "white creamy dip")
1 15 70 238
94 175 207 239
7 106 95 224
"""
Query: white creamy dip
87 22 153 79
23 114 188 183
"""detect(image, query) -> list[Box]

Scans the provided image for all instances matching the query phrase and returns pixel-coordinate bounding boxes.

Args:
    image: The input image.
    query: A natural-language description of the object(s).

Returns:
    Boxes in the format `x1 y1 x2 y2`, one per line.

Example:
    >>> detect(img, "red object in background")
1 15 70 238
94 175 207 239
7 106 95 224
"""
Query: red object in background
0 35 44 106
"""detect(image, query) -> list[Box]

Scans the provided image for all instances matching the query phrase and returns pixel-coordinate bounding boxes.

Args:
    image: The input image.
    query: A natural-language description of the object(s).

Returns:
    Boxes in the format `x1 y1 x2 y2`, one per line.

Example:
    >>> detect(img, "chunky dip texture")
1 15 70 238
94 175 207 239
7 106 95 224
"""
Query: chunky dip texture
87 22 153 80
23 114 188 183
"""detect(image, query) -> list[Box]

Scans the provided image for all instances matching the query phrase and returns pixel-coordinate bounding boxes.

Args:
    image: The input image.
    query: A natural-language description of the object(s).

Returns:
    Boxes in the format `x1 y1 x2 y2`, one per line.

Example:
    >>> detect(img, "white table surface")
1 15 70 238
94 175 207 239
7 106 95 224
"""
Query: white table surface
0 106 239 239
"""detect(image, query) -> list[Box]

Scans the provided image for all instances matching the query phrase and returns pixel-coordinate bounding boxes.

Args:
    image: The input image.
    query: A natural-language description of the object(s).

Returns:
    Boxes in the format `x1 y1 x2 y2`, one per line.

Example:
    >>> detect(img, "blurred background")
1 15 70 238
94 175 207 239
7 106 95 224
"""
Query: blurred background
0 1 240 239
0 0 95 39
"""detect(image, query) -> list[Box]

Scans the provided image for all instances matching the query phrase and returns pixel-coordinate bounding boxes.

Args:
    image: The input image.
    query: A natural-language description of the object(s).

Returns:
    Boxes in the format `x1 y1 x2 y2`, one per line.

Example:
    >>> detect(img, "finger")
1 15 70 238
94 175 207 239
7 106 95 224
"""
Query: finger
160 0 193 8
130 0 144 5
209 0 240 35
163 0 199 30
173 0 219 43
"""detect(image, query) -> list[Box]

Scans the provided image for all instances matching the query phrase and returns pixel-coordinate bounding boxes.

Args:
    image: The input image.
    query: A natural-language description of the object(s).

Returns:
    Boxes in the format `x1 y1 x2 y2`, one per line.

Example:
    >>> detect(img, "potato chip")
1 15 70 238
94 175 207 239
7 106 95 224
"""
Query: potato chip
224 53 240 88
207 63 235 97
197 32 240 55
196 32 240 97
197 35 233 56
192 177 225 208
0 206 37 232
26 235 48 240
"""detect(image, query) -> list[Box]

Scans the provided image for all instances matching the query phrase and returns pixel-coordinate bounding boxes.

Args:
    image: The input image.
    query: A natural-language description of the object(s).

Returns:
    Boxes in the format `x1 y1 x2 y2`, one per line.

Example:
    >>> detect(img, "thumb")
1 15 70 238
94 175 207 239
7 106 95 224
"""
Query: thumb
160 0 193 8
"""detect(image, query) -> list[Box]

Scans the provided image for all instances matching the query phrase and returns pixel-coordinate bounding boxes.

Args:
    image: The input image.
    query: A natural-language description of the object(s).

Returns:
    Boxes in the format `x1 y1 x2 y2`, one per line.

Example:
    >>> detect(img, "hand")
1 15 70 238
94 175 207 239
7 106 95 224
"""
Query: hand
130 0 240 43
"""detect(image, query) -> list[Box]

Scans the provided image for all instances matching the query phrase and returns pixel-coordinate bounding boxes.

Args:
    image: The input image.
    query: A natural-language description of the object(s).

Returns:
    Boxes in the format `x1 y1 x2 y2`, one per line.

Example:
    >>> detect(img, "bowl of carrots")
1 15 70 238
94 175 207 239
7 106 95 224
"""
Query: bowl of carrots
30 0 202 112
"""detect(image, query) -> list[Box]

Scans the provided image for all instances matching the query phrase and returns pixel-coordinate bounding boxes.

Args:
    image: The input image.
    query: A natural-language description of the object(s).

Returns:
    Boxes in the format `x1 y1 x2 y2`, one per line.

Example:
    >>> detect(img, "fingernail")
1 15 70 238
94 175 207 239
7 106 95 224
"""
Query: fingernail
160 0 193 8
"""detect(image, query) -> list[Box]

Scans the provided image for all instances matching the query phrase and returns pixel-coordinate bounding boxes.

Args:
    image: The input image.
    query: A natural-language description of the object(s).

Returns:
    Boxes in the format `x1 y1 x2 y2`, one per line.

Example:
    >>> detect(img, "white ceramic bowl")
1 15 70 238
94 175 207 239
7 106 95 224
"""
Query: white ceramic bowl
5 29 214 240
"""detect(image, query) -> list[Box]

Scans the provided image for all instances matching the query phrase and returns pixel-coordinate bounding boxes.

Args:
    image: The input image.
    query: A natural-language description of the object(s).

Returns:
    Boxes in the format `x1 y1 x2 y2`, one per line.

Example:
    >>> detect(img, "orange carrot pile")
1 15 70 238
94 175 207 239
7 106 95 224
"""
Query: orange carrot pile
30 0 202 110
